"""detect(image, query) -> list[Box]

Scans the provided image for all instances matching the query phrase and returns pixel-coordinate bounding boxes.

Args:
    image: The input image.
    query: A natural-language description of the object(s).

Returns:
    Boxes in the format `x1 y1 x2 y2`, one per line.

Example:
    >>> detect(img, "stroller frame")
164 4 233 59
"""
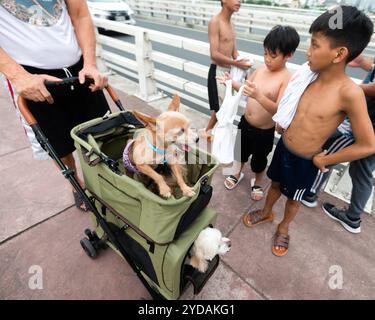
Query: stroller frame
17 77 219 300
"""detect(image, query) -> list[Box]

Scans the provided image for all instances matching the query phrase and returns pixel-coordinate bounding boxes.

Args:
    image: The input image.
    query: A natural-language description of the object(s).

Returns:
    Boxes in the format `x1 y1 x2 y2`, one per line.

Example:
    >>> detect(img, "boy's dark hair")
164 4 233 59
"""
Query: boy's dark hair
220 0 223 7
263 25 300 56
309 5 374 63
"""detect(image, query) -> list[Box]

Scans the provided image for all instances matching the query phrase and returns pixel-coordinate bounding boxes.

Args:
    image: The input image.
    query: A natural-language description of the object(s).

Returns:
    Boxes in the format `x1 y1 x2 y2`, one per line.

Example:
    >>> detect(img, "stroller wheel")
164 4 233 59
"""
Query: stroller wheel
80 237 97 259
84 229 108 250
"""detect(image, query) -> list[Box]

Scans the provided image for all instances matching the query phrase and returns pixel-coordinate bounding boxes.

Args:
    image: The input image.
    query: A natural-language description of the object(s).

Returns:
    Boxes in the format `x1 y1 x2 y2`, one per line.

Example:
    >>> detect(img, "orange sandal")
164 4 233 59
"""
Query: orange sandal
243 209 274 228
271 231 290 257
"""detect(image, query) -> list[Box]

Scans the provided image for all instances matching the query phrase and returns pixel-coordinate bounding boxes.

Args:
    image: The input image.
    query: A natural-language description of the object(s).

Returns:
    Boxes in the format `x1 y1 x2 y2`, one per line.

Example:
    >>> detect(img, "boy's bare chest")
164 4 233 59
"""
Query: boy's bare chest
219 23 235 43
297 84 341 119
253 71 281 100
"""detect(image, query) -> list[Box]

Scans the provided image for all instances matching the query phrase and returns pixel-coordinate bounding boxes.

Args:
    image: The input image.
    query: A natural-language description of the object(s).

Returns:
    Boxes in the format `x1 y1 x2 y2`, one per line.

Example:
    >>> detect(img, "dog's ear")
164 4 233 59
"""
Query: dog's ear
167 95 180 112
133 111 157 131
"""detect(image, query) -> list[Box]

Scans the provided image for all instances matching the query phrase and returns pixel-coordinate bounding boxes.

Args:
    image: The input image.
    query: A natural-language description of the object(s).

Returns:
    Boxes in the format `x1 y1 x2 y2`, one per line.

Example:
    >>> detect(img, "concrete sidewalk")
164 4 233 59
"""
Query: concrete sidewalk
1 76 374 300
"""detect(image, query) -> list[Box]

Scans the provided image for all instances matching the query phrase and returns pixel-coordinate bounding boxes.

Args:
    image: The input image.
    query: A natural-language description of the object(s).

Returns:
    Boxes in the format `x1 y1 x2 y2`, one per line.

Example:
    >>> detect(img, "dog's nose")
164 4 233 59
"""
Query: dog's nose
195 137 199 143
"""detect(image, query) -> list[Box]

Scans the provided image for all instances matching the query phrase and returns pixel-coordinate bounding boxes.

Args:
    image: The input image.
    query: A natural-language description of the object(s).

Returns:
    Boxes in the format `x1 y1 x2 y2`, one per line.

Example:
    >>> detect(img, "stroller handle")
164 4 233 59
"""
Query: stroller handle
17 77 124 126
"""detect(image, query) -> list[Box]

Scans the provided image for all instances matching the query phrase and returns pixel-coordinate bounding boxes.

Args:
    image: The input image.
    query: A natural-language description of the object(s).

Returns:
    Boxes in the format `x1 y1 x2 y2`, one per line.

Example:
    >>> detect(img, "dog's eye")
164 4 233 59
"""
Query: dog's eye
178 128 185 135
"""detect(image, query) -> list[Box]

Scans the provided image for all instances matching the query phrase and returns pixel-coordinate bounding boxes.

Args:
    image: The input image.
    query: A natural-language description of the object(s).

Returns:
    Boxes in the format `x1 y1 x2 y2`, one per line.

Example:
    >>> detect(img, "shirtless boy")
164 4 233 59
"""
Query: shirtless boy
205 0 251 140
244 6 375 257
220 25 300 202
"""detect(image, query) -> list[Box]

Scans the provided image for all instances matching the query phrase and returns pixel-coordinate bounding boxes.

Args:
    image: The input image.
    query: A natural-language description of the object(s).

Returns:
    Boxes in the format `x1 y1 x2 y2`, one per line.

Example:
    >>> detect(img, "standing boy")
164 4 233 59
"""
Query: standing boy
243 6 375 257
220 26 300 202
322 54 375 234
204 0 251 140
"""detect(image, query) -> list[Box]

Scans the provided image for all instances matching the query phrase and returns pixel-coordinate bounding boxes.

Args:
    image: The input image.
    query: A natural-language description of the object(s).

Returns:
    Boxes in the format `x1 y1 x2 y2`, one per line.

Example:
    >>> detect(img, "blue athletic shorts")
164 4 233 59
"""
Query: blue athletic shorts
267 138 319 201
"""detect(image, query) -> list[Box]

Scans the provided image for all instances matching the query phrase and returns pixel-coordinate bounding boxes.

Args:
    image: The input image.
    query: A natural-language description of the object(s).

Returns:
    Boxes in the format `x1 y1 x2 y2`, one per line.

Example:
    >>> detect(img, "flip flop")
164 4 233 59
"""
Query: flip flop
250 178 264 201
271 231 290 257
243 209 274 228
251 185 264 201
224 172 244 190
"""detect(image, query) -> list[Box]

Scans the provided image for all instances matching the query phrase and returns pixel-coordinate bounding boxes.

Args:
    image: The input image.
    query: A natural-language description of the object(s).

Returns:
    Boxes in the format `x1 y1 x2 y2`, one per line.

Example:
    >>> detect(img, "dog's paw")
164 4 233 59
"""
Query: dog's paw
159 184 172 198
182 186 196 197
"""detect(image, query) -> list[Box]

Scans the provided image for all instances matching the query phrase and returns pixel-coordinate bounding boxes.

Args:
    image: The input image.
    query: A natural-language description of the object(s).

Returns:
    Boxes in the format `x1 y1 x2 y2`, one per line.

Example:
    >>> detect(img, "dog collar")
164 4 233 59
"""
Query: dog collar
145 135 168 164
145 135 166 156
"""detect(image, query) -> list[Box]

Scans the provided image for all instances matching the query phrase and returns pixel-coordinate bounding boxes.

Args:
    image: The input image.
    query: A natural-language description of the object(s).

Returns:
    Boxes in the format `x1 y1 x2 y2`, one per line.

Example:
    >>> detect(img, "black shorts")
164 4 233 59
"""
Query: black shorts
207 64 220 112
234 116 275 173
267 138 319 201
22 57 110 158
207 64 229 112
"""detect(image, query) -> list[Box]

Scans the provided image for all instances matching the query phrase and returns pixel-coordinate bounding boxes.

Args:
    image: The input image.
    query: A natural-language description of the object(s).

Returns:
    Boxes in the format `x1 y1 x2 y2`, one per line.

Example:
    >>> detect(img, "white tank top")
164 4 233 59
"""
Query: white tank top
0 0 82 69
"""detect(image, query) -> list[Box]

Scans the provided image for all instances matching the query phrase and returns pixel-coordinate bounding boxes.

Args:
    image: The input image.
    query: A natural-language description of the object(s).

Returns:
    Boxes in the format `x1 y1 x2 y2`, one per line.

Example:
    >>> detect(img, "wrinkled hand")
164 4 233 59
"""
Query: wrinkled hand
13 72 62 104
243 80 259 99
236 58 253 70
78 64 108 92
313 150 329 173
215 72 232 85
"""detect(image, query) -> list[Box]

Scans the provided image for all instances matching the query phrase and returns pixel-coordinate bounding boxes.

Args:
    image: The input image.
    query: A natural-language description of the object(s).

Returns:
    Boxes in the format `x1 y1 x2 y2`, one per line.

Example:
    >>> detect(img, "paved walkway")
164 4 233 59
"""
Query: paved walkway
1 76 374 300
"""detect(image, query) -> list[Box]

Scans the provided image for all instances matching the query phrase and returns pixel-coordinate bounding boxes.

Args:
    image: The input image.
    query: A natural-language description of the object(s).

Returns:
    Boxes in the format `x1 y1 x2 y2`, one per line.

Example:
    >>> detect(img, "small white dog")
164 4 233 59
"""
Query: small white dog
188 227 231 273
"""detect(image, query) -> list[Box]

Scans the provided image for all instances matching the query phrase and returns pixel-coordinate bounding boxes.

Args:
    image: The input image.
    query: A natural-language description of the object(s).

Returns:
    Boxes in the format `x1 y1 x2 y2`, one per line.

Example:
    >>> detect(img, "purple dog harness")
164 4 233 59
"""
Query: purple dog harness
123 139 142 174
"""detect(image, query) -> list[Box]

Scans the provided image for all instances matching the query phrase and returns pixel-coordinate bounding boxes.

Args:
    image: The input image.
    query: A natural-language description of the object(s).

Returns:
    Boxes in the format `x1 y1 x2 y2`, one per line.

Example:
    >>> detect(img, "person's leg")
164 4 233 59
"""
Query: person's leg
250 126 275 200
302 131 354 207
346 154 375 220
232 162 245 179
262 181 282 216
272 199 300 256
59 153 84 188
302 169 331 207
278 200 300 235
225 116 250 189
205 64 220 139
322 156 375 234
243 138 283 226
205 112 217 134
250 163 267 201
57 153 87 211
254 171 265 187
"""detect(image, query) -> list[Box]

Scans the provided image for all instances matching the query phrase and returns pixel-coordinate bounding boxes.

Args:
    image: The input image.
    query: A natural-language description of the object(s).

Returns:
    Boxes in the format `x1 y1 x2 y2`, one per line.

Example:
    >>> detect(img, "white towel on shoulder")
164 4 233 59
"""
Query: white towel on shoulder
273 62 318 130
212 80 245 164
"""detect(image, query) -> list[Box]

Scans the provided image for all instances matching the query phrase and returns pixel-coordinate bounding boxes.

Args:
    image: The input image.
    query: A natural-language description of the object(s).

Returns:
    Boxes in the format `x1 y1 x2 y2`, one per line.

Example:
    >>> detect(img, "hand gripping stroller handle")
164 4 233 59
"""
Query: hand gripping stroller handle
44 76 83 88
45 76 125 111
17 77 124 126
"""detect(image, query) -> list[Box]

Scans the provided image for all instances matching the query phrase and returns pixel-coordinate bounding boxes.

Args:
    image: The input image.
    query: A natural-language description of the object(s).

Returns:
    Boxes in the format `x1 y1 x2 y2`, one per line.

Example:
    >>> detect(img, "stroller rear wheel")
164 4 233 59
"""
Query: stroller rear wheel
84 228 108 250
80 237 97 259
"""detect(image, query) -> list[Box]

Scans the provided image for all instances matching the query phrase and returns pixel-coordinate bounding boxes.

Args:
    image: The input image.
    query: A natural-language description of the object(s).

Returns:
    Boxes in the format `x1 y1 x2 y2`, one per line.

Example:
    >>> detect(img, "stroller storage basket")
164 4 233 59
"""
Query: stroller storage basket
71 111 219 245
92 203 218 300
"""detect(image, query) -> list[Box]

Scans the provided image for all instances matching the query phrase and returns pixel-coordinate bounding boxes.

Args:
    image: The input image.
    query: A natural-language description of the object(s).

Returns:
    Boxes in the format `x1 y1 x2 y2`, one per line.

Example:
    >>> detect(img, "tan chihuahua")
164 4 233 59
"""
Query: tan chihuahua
123 95 199 198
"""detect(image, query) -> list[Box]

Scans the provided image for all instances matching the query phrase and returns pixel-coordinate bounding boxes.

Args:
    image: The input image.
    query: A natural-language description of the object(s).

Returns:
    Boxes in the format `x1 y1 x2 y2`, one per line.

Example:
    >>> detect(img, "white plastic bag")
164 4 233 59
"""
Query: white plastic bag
212 80 245 164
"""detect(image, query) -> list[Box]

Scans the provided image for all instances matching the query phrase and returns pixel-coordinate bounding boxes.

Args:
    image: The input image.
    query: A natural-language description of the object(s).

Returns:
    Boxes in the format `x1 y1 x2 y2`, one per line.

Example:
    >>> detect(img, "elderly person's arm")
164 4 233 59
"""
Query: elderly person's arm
0 48 60 103
66 0 108 91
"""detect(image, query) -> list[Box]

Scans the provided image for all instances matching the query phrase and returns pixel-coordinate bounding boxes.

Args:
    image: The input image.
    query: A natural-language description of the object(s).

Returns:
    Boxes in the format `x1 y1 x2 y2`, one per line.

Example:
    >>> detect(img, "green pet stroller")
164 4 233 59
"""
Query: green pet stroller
18 77 220 300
